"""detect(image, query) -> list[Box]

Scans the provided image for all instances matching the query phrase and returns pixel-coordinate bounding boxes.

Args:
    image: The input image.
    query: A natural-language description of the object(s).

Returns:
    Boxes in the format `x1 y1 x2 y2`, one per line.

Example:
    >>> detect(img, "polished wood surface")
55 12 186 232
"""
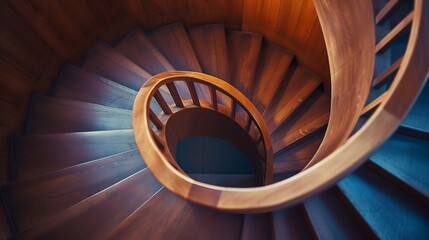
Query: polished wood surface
25 95 132 134
14 130 136 180
53 64 137 110
2 149 145 233
304 0 375 169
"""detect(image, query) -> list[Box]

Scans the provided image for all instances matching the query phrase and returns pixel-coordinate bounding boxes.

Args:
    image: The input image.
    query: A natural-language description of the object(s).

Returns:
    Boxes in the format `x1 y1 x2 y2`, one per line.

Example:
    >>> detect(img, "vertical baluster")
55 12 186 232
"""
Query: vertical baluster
153 90 173 115
149 109 163 130
166 82 184 108
230 98 237 119
186 81 200 106
210 86 218 110
245 116 252 132
151 129 164 148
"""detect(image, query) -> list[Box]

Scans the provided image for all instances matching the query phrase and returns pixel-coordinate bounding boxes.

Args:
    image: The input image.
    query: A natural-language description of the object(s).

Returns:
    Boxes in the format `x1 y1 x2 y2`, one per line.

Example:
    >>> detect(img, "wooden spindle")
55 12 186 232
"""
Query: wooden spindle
230 99 237 119
245 116 252 132
153 90 173 114
166 82 184 108
149 109 163 130
376 11 413 53
210 86 218 110
186 81 200 106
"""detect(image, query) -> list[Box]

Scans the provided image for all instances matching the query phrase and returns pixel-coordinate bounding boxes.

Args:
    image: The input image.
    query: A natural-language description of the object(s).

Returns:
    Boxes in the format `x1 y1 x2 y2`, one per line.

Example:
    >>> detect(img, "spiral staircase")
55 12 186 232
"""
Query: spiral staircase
0 0 428 239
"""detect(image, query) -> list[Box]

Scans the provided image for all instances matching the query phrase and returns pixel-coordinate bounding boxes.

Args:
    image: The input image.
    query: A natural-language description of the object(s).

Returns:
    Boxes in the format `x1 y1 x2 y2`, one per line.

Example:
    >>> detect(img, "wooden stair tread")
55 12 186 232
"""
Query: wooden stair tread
241 214 272 240
148 22 207 100
108 188 243 240
265 66 321 133
273 130 324 173
81 41 151 91
25 95 132 135
2 149 145 233
53 64 137 110
251 43 294 115
303 188 375 239
272 205 315 240
189 24 230 83
19 168 162 239
369 133 429 198
14 130 136 180
272 89 330 153
188 174 256 188
227 31 262 97
338 167 429 239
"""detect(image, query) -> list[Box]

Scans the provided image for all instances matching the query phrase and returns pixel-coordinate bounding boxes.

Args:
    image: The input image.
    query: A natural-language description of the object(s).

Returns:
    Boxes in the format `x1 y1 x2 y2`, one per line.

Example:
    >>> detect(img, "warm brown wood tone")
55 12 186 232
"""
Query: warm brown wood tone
153 91 173 115
189 24 230 83
272 206 315 239
251 44 294 114
274 130 325 173
241 214 272 240
361 92 389 117
227 31 263 97
25 95 132 135
375 11 413 53
305 0 375 169
2 149 145 233
108 188 243 240
149 109 163 130
53 64 137 110
19 169 162 239
265 66 322 133
242 0 330 86
81 41 152 92
14 130 136 180
272 90 330 153
373 56 403 87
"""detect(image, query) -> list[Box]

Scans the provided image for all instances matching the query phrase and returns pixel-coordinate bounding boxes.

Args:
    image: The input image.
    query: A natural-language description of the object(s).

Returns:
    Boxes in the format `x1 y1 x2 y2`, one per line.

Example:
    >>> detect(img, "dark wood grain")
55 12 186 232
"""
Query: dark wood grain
265 66 321 133
81 41 152 91
227 31 262 97
19 168 162 239
25 95 132 134
108 188 243 240
14 129 136 180
53 64 137 110
272 205 315 240
251 43 294 114
2 149 145 233
241 213 272 240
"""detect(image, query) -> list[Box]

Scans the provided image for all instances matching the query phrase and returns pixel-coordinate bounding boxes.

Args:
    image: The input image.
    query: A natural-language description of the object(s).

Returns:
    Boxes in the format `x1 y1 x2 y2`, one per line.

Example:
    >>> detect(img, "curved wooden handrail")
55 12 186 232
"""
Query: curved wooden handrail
134 0 427 213
133 71 273 185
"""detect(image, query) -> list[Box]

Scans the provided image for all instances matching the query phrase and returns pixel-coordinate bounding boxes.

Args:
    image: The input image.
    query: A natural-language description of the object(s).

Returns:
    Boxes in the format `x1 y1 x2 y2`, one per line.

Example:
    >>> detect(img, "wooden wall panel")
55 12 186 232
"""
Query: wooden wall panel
242 0 330 88
58 0 102 37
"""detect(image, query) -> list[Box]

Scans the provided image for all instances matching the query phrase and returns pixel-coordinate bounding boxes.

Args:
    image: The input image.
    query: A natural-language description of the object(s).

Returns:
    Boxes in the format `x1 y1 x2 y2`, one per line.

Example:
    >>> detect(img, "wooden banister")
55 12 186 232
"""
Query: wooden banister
133 0 427 213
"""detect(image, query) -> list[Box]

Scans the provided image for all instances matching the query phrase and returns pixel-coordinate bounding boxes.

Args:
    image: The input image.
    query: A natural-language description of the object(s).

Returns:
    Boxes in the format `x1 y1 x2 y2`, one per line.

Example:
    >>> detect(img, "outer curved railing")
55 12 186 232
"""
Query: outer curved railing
134 0 428 213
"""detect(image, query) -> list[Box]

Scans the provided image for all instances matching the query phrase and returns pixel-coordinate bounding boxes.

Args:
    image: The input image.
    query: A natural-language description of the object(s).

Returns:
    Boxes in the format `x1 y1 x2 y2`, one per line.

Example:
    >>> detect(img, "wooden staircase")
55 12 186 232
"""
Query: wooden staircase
0 0 428 238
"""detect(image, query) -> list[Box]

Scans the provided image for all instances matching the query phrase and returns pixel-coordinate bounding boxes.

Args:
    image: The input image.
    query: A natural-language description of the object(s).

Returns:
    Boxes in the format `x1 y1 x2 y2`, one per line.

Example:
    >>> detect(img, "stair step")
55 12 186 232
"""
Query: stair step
265 66 321 133
227 31 262 97
369 133 429 198
272 89 330 153
148 22 208 101
13 130 135 180
303 188 375 239
108 188 243 240
401 82 429 133
338 167 429 239
251 43 294 115
272 205 315 239
188 24 230 83
53 64 137 110
241 214 272 240
274 130 324 173
188 174 256 188
19 168 162 239
25 95 132 134
2 149 145 233
81 41 151 91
